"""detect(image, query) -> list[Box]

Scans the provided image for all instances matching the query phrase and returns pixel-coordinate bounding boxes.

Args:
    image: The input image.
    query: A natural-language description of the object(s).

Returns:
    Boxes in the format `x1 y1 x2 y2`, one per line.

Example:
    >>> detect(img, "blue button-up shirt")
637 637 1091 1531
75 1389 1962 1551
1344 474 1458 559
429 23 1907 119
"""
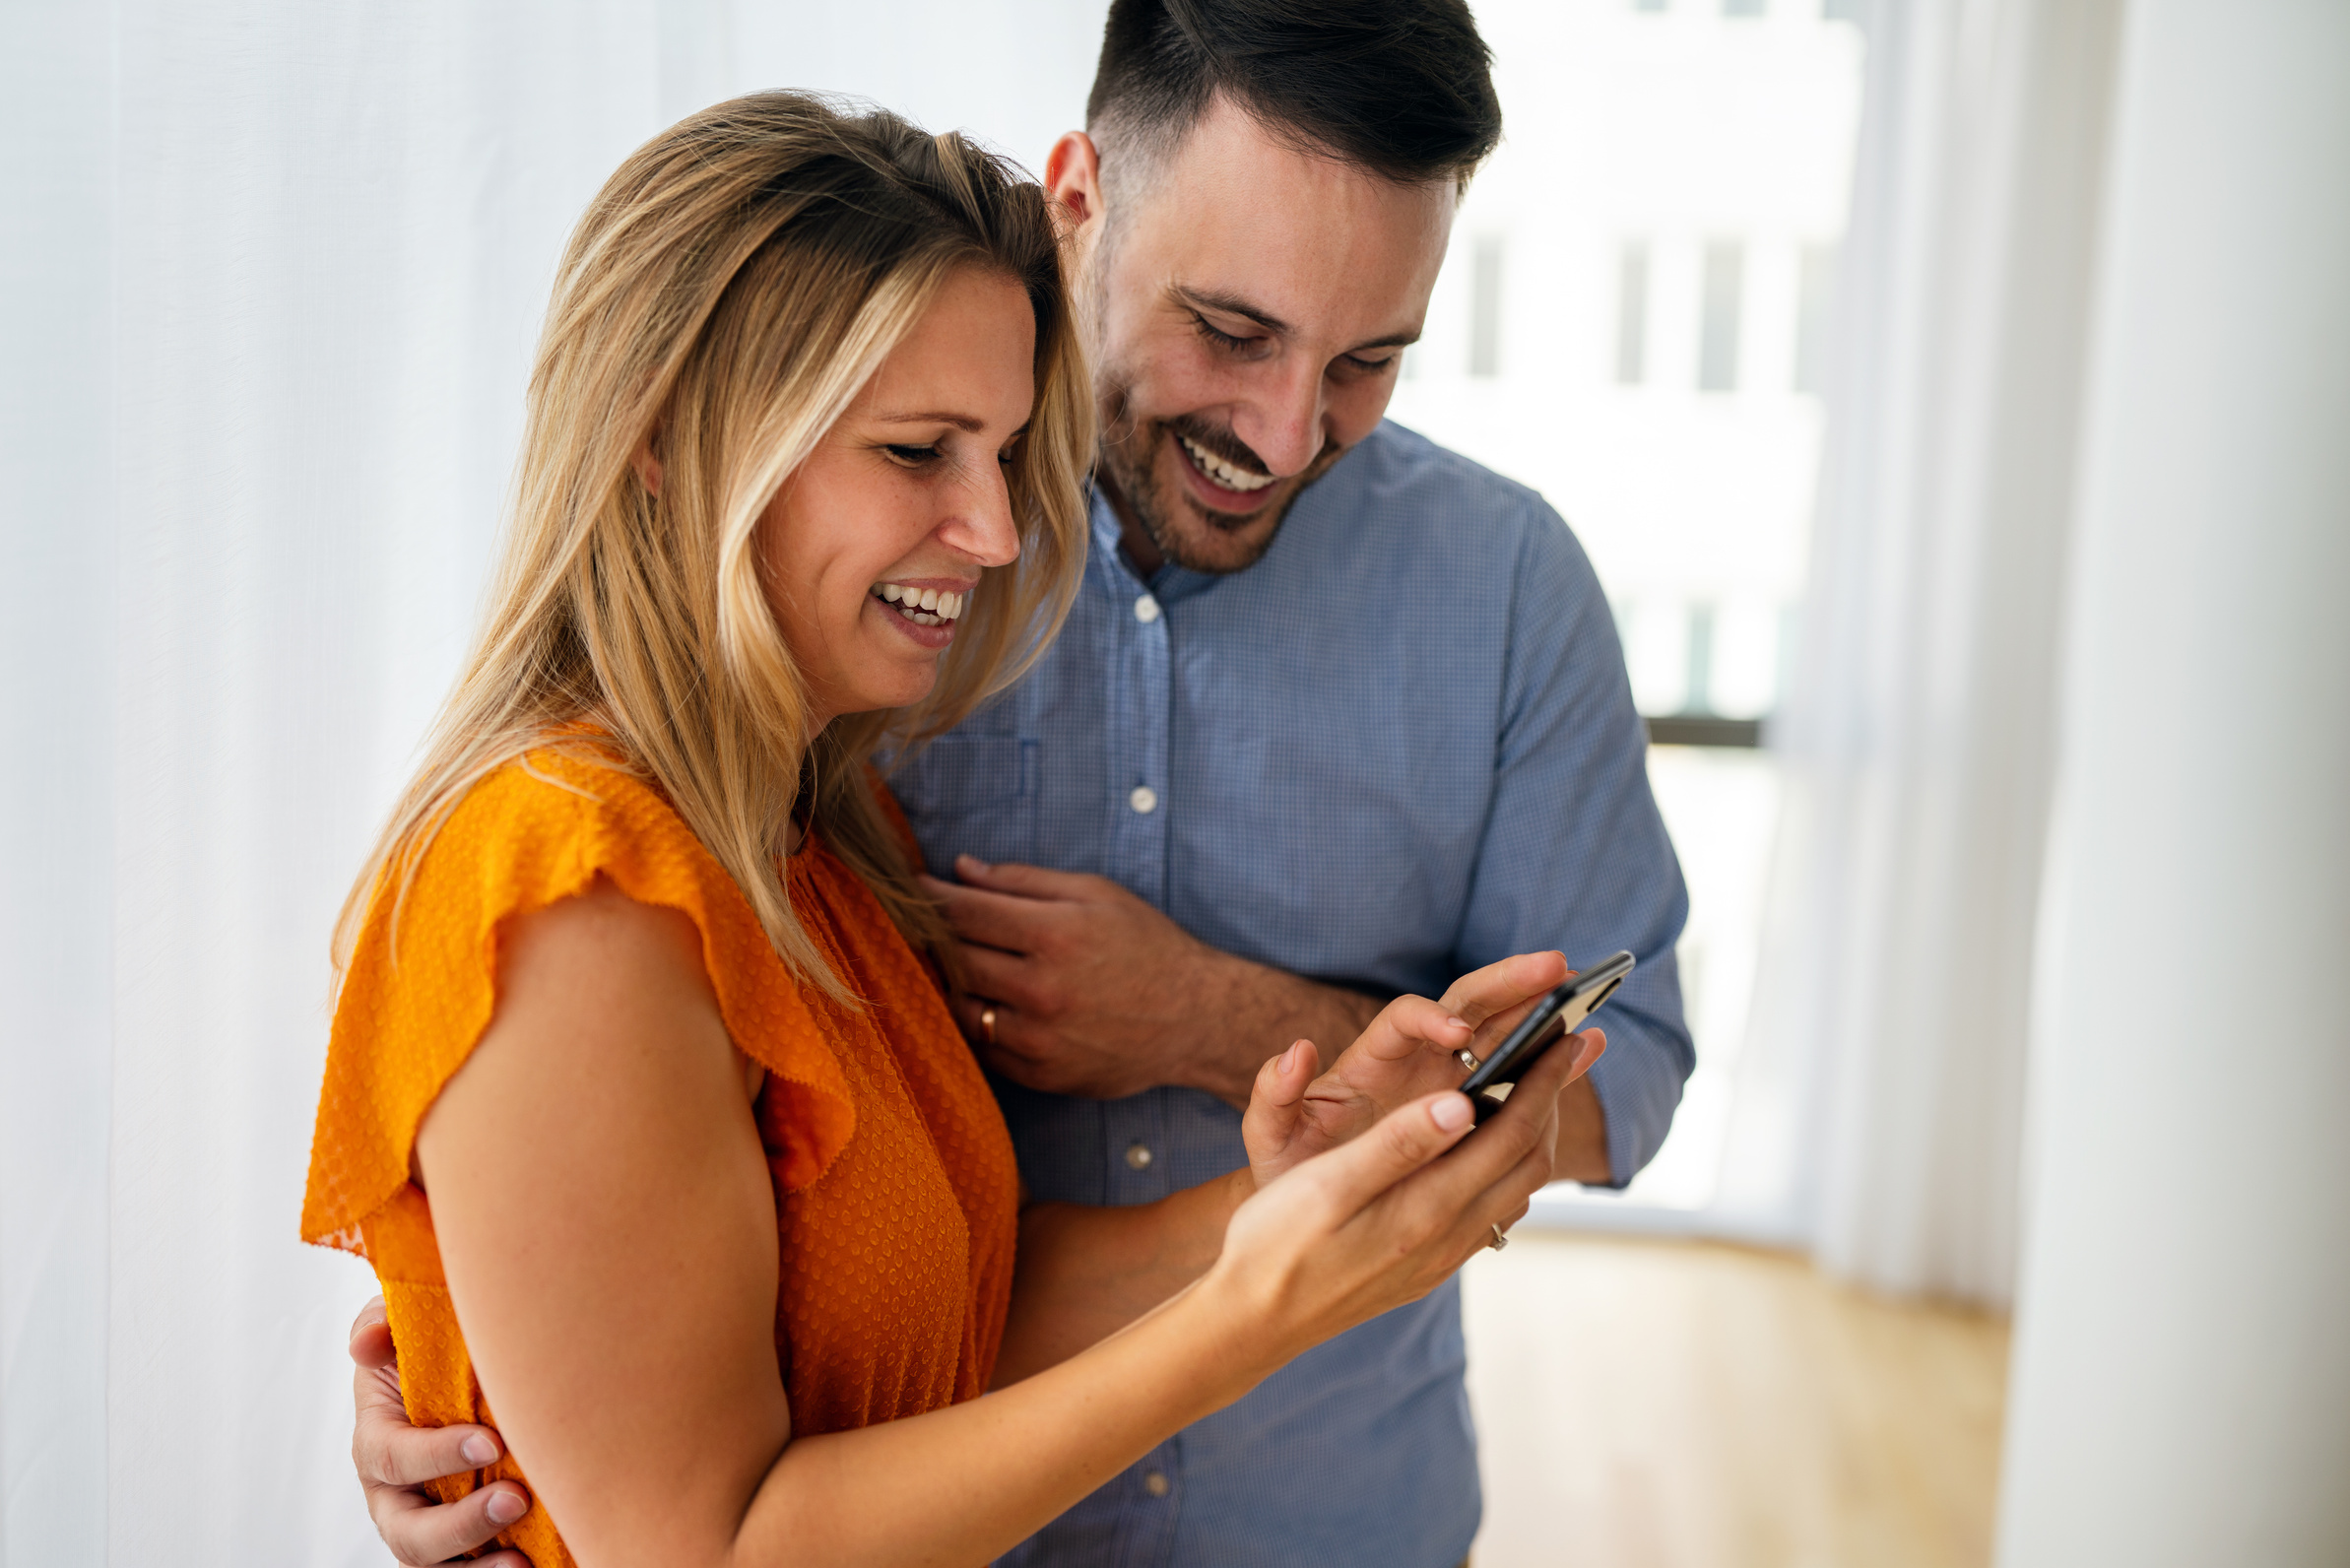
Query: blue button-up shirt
888 421 1691 1567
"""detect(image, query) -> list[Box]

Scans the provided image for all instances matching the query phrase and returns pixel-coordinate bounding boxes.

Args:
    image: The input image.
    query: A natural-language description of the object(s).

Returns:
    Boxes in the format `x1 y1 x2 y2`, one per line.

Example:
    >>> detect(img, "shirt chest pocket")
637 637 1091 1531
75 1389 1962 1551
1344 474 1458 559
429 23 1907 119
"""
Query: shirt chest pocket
882 735 1041 874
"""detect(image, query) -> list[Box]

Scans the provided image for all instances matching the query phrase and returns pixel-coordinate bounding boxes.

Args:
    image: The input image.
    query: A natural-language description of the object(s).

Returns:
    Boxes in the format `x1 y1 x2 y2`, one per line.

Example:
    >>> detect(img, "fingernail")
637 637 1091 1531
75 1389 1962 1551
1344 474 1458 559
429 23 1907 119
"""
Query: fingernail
956 853 988 874
486 1489 528 1526
1432 1093 1473 1132
461 1434 498 1466
1445 1016 1469 1031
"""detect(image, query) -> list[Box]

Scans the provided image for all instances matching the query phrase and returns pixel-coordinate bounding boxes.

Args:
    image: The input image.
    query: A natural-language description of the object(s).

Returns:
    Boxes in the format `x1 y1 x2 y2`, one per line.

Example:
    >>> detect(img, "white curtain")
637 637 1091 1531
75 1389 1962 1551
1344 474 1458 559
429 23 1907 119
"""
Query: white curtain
1704 0 2127 1307
1996 1 2350 1557
0 5 1101 1562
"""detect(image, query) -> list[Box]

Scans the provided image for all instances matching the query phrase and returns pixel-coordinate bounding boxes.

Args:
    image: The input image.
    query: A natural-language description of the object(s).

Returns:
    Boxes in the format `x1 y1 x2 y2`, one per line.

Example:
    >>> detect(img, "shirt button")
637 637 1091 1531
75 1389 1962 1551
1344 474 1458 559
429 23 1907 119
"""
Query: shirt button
1143 1470 1171 1498
1129 785 1159 815
1125 1141 1154 1171
1134 594 1161 623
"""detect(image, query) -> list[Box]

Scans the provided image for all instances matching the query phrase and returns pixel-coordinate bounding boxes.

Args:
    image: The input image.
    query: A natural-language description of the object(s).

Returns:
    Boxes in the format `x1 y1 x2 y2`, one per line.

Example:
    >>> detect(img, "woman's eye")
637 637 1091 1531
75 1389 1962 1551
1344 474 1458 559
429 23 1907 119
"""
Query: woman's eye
884 444 943 467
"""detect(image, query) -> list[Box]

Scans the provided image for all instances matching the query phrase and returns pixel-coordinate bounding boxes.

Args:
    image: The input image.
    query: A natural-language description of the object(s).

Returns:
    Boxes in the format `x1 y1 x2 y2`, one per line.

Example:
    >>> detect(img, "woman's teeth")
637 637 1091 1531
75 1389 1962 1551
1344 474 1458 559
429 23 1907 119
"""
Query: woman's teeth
874 583 966 626
1179 434 1276 493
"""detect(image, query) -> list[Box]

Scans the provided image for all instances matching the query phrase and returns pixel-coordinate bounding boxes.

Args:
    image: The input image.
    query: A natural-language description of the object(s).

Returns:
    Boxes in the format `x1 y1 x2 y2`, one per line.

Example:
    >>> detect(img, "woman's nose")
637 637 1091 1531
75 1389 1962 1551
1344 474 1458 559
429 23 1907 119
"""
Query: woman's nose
938 461 1021 568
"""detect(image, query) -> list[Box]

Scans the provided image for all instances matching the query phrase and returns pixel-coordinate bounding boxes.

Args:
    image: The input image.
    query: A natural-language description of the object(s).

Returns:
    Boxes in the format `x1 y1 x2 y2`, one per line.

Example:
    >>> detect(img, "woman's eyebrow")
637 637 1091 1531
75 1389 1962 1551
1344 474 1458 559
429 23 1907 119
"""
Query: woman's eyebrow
874 410 987 431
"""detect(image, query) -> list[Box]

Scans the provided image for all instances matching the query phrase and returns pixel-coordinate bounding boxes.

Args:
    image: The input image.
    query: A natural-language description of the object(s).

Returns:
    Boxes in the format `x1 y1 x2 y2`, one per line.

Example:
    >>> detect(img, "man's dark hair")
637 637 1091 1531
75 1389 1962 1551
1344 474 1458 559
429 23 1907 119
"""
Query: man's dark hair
1084 0 1502 191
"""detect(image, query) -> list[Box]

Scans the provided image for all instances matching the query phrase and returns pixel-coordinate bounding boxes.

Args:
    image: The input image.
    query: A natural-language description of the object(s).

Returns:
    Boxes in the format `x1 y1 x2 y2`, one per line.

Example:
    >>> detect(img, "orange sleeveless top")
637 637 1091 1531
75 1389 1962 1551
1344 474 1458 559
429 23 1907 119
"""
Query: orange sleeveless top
300 748 1019 1567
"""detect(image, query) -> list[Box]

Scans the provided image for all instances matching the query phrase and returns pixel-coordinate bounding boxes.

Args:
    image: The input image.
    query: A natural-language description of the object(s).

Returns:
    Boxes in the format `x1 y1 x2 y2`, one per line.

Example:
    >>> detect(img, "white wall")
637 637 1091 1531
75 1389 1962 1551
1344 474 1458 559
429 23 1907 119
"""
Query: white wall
1997 0 2350 1560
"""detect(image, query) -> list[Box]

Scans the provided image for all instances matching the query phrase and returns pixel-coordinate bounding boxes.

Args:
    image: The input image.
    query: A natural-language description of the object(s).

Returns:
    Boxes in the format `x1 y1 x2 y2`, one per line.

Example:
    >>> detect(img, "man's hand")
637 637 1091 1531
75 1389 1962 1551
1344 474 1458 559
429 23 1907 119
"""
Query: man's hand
349 1296 530 1567
922 856 1383 1104
1242 951 1606 1187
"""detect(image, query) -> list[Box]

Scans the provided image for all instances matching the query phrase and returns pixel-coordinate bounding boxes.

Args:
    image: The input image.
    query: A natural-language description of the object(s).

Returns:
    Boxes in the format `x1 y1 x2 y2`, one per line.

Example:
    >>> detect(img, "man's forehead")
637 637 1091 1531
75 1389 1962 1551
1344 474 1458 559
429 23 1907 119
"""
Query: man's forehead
1125 104 1454 344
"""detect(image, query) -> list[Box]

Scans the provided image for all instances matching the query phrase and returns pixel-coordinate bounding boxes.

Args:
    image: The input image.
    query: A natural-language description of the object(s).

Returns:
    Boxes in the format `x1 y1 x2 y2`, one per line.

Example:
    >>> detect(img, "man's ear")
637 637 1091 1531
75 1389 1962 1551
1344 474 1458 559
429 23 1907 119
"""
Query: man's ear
1043 131 1105 243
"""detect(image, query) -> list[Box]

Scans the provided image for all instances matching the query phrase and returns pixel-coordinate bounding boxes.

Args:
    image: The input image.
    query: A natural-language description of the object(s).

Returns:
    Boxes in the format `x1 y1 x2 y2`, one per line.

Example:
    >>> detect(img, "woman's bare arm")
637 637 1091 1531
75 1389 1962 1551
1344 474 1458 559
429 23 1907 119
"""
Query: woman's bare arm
415 878 792 1566
419 878 1572 1567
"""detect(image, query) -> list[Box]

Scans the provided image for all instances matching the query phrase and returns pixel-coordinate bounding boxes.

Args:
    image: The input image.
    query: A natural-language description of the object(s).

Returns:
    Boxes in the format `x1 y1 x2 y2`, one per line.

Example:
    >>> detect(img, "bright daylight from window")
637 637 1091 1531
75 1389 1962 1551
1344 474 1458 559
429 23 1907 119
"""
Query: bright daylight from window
1388 0 1865 1211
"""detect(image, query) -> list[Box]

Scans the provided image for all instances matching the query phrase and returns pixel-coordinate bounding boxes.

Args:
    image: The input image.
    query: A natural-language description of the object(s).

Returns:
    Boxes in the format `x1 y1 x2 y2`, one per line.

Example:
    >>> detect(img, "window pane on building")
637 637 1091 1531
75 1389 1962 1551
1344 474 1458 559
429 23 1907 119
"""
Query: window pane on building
1469 235 1505 378
1615 241 1651 384
1699 240 1743 393
1795 242 1838 396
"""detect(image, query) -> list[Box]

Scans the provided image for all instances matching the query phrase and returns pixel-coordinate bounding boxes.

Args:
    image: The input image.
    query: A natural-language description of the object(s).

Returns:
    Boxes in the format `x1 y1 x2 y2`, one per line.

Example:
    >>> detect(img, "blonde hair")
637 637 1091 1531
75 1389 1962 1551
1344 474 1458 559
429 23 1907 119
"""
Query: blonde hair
337 92 1094 998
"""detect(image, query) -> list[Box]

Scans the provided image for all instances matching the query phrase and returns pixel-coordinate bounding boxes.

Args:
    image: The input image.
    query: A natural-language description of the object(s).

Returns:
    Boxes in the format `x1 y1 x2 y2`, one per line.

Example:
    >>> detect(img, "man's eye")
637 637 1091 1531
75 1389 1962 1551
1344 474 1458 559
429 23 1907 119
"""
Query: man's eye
1342 355 1399 375
884 444 943 466
1192 314 1261 354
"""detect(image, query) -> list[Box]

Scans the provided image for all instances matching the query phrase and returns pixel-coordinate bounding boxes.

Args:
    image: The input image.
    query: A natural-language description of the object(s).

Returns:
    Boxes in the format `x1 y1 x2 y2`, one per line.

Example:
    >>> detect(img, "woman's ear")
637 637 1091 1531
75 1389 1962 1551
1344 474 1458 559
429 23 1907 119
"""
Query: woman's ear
632 441 663 495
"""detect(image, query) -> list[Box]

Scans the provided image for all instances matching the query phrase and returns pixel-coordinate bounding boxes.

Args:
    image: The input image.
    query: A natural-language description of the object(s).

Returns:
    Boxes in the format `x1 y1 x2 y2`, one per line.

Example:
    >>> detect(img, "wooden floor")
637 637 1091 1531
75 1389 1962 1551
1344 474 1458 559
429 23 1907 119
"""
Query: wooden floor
1461 1234 2010 1568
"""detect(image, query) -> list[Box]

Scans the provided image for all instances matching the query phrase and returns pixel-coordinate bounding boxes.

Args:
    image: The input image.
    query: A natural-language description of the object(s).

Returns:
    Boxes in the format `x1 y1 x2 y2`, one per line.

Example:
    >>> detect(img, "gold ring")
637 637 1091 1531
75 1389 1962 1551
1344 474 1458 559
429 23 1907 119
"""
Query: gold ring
1456 1049 1480 1074
979 1005 998 1046
1488 1223 1509 1252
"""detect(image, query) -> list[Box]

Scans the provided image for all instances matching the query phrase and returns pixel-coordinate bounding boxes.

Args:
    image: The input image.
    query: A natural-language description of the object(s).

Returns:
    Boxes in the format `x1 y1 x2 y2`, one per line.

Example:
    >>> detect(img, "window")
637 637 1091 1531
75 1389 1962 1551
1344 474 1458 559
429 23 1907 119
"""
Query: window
1615 241 1650 385
1469 235 1505 378
1385 0 1866 1211
1795 242 1838 397
1723 0 1768 16
1699 240 1743 393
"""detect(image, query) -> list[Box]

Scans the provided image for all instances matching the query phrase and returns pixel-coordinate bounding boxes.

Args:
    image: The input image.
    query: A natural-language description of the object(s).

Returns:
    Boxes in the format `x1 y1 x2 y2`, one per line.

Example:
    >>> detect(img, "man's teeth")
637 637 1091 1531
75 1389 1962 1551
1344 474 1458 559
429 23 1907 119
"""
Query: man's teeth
874 583 966 625
1178 434 1277 493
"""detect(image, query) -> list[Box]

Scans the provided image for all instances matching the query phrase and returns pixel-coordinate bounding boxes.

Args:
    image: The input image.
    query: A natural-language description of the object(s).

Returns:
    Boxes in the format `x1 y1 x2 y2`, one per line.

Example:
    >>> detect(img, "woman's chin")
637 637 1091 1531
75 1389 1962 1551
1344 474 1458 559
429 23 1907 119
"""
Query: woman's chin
843 653 947 717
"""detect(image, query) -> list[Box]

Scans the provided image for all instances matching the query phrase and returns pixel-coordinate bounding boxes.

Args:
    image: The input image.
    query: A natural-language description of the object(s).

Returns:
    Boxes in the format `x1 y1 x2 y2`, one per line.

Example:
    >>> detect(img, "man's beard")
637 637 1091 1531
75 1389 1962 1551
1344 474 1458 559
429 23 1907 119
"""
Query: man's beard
1093 374 1347 576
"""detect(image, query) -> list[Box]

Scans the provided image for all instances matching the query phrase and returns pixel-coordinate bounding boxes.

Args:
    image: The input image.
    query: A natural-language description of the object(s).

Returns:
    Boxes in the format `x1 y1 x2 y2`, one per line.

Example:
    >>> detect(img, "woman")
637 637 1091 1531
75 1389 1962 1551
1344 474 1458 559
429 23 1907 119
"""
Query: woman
304 93 1593 1567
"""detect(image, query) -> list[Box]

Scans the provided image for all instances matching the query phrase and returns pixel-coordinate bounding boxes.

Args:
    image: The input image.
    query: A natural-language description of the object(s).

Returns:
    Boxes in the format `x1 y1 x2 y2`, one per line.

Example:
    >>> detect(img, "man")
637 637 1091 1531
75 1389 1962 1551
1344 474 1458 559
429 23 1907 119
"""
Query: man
350 2 1691 1563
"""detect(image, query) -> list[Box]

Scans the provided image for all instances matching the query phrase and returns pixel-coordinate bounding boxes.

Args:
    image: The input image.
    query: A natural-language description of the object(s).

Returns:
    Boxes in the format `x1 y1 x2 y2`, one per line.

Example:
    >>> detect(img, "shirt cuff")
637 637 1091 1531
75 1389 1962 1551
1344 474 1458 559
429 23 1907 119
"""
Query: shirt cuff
1584 1014 1690 1189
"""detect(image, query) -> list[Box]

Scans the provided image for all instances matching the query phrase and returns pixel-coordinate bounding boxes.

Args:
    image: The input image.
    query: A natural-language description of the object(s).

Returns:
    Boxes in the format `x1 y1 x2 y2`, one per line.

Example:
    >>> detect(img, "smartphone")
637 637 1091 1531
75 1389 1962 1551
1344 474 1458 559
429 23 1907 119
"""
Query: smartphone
1458 950 1635 1123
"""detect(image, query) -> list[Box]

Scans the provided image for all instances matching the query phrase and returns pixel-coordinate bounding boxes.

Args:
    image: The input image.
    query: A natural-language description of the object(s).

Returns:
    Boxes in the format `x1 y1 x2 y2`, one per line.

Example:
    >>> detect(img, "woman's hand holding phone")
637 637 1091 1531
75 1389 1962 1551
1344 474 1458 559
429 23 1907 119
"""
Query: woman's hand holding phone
1239 949 1608 1190
1200 1009 1592 1377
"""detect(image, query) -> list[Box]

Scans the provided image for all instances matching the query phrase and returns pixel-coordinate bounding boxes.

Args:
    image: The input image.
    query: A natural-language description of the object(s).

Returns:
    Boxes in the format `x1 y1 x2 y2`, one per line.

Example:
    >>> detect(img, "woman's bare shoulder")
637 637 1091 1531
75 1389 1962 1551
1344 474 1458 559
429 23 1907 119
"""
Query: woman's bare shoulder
494 876 763 1102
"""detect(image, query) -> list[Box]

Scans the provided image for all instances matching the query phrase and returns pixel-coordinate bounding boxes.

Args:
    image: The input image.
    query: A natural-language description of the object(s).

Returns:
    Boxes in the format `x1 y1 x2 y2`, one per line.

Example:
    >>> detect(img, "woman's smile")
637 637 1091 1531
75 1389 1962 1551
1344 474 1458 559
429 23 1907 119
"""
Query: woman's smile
868 575 977 649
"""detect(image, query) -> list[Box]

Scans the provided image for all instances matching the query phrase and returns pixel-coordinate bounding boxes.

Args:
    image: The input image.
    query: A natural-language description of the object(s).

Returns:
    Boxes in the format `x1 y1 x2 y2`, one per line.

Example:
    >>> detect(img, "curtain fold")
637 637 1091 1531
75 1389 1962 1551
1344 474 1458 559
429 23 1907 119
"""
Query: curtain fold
1996 2 2350 1555
2 9 117 1563
1710 0 2125 1306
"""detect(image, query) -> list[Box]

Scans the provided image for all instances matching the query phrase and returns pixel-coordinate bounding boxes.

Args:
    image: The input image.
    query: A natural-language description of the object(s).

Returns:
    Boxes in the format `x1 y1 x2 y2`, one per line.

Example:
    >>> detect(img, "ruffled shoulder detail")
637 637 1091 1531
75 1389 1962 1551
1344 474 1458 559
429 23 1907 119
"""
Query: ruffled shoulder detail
301 748 857 1260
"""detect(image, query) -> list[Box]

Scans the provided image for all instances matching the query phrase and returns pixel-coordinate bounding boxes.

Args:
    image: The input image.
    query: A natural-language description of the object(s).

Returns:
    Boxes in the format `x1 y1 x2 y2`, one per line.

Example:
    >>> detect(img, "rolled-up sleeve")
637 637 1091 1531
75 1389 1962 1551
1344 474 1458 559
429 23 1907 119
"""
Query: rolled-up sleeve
1453 498 1694 1187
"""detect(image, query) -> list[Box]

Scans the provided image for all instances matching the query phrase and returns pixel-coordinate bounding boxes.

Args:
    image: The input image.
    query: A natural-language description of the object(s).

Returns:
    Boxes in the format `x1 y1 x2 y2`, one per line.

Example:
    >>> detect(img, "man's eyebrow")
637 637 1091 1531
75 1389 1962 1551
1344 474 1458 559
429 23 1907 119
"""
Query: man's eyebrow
874 410 988 432
1174 285 1420 354
1171 285 1292 337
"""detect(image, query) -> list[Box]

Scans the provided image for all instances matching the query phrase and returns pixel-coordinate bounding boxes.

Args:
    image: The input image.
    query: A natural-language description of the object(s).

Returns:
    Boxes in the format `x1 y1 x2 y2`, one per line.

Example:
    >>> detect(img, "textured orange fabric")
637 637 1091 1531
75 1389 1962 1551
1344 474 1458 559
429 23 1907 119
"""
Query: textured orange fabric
301 748 1020 1566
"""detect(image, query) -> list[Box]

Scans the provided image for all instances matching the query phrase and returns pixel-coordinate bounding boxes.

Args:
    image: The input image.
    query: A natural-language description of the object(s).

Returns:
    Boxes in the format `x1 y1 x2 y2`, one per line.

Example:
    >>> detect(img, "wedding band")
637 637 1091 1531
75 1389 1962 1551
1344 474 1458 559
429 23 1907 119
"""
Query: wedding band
979 1005 998 1046
1456 1049 1480 1074
1488 1223 1509 1252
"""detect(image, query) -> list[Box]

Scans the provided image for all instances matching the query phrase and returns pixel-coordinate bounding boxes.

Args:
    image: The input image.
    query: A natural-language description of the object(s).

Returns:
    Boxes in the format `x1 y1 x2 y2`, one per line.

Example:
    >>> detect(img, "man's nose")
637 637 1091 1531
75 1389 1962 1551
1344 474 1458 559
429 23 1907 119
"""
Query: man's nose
937 462 1022 568
1233 359 1329 478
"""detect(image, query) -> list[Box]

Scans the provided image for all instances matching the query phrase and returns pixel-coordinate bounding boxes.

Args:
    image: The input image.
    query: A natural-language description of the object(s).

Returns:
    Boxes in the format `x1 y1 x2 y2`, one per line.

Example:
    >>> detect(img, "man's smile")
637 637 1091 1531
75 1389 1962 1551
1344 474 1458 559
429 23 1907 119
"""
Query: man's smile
1177 432 1277 493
